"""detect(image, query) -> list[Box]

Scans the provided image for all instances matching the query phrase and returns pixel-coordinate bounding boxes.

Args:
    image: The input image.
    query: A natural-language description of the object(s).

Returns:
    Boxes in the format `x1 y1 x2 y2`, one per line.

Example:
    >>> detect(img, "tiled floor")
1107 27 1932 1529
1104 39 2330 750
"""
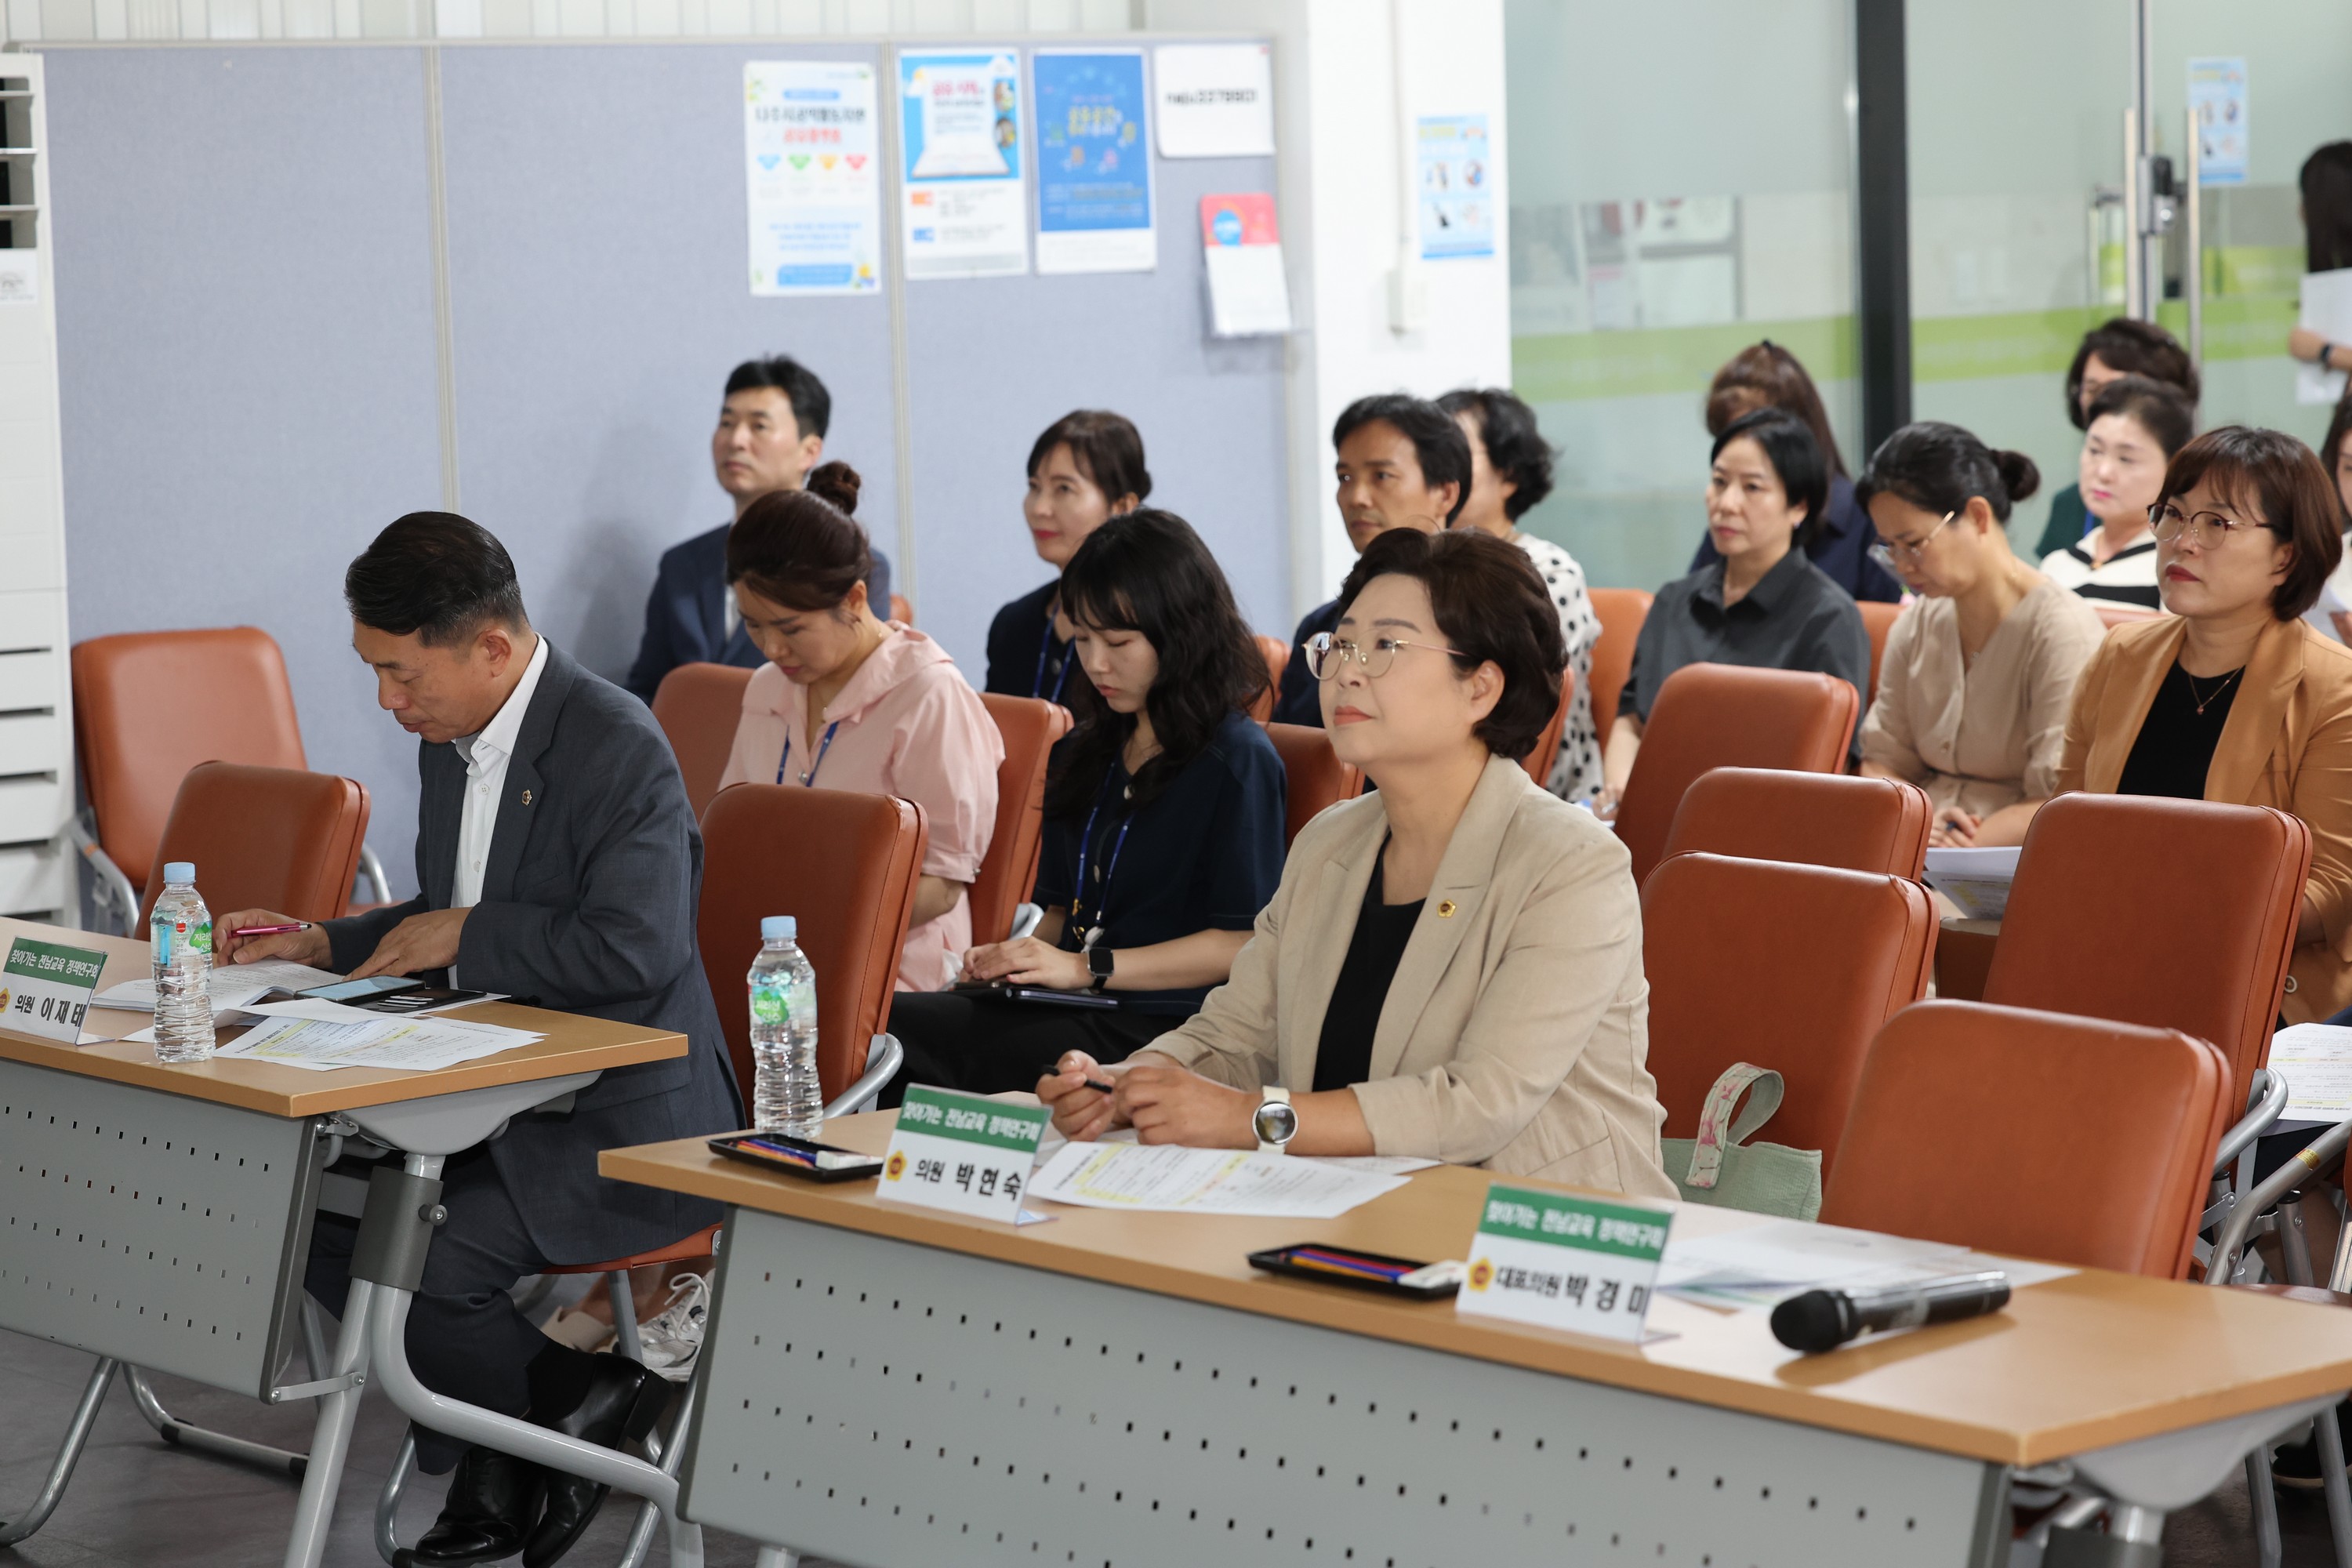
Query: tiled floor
0 1323 2334 1566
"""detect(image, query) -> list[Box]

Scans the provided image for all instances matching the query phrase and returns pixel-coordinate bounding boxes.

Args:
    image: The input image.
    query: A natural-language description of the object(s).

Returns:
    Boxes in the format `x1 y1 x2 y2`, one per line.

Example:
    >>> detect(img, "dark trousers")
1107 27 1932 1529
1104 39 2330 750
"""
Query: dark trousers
882 990 1185 1105
305 1148 552 1475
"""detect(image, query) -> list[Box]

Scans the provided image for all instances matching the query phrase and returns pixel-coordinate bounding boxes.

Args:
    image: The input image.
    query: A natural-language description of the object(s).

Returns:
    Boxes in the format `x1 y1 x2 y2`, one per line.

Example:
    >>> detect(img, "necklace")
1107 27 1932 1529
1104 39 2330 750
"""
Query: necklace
2184 667 2243 716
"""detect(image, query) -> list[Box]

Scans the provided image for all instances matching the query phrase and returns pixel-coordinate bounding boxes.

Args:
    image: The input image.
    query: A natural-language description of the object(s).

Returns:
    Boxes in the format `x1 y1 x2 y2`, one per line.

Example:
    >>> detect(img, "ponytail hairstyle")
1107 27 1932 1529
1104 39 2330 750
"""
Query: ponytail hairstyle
1044 510 1269 818
725 462 872 613
1856 422 2041 524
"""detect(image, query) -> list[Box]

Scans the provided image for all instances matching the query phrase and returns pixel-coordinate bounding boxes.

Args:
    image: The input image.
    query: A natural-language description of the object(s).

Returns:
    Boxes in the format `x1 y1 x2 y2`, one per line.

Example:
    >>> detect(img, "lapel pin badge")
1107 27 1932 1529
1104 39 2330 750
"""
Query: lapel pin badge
521 789 533 806
1437 899 1457 918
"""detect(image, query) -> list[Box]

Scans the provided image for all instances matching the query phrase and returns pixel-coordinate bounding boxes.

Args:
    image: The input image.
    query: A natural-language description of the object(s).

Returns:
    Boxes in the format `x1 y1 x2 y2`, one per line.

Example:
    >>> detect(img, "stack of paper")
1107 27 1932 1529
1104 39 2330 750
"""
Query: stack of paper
1029 1141 1408 1218
1657 1218 2071 1310
209 1014 543 1073
94 957 344 1016
1921 846 2021 920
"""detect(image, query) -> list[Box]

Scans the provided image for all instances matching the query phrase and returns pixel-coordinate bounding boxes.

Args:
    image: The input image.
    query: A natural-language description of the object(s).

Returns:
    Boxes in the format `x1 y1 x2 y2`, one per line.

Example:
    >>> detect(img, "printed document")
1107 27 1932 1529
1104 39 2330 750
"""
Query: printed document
1029 1141 1408 1218
212 1014 543 1073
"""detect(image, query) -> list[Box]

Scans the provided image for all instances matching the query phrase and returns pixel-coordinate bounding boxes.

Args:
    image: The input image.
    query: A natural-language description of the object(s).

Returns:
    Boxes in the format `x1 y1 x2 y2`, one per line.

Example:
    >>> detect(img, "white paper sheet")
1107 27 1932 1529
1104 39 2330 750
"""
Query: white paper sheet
1029 1141 1408 1218
2298 269 2352 406
94 956 343 1012
212 1014 543 1073
1656 1218 2073 1309
2264 1023 2352 1122
1921 845 2022 920
1032 1123 1435 1178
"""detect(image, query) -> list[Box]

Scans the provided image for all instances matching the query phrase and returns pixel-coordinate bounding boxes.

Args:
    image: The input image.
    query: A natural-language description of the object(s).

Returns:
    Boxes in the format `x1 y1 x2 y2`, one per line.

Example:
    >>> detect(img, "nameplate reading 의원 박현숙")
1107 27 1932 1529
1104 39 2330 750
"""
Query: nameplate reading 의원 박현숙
0 937 106 1044
878 1085 1050 1224
1457 1184 1674 1343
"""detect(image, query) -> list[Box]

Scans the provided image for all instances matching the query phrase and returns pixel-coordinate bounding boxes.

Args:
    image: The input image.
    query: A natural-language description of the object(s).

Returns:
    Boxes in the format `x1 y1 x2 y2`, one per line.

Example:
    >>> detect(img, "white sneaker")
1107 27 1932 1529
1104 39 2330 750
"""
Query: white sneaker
637 1272 710 1382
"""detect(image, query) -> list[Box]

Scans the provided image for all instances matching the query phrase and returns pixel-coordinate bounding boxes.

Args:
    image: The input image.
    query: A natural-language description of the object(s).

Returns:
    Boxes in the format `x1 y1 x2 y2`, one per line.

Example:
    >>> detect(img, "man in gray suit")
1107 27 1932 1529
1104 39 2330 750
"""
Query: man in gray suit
220 512 740 1568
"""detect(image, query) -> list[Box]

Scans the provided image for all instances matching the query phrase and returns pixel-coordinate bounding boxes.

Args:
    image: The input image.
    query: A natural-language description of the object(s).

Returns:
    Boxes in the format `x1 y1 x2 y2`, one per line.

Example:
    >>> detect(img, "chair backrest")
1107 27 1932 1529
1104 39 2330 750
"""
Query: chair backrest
1857 600 1902 697
1642 852 1934 1178
1660 767 1931 879
140 762 368 926
698 785 927 1103
891 594 914 626
71 628 308 889
2095 603 2165 630
970 693 1073 945
1519 670 1574 786
1265 722 1365 848
1983 793 2309 1112
1822 1000 2234 1278
652 662 756 822
1249 633 1289 724
1613 662 1859 888
1586 587 1651 741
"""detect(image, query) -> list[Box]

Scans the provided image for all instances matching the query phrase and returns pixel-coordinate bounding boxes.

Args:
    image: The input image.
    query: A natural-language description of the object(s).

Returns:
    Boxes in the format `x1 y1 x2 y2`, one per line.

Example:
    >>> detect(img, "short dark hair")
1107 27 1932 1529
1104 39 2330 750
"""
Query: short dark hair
2321 393 2352 528
1332 394 1472 525
724 354 832 440
1705 341 1848 478
1436 387 1555 520
2064 318 2199 431
2303 142 2352 274
1027 410 1152 506
1712 408 1831 549
2156 426 2346 621
345 512 528 647
1334 527 1564 763
1857 420 2041 524
2085 372 2196 459
725 462 871 612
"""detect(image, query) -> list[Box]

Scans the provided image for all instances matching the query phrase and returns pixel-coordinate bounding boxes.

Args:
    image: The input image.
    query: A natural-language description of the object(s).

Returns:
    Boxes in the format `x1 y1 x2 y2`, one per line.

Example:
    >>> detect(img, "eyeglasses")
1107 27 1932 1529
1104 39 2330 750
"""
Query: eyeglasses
2149 501 2265 547
1305 631 1475 681
1866 510 1956 573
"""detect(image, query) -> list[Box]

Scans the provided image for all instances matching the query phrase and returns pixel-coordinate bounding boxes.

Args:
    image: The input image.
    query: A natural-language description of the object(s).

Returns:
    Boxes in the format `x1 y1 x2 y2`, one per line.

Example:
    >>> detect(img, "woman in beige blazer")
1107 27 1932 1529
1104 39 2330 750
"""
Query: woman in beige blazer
1038 527 1674 1198
2056 426 2352 1022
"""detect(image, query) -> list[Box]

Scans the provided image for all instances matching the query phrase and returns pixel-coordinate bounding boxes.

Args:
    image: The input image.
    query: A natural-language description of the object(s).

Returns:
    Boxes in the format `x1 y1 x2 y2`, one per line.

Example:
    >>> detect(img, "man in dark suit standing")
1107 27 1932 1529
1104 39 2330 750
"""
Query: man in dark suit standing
220 513 741 1568
622 354 891 701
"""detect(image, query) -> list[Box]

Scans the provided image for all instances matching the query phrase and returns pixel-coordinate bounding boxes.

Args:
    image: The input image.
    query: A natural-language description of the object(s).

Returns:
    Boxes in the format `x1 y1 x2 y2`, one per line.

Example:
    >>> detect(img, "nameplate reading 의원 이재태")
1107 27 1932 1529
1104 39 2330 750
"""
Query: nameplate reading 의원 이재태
1457 1184 1673 1343
0 937 107 1044
879 1085 1050 1224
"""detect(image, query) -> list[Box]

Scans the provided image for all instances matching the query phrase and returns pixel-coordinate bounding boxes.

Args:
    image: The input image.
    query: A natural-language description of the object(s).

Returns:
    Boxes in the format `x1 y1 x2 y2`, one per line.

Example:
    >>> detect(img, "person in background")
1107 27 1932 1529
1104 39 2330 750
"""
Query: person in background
984 410 1149 700
2056 426 2352 1027
2286 142 2352 386
2309 394 2352 644
2039 375 2195 612
625 355 891 702
1036 527 1671 1198
715 463 1000 992
1272 394 1470 725
1857 423 2106 851
886 511 1285 1094
1687 341 1902 603
2034 320 2201 560
1602 409 1871 813
1438 387 1602 800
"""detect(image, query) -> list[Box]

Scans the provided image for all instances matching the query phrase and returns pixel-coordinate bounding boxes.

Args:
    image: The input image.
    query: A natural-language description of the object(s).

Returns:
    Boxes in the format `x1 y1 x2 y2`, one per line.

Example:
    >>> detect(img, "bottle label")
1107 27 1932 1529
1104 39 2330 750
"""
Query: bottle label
187 918 212 956
750 978 786 1025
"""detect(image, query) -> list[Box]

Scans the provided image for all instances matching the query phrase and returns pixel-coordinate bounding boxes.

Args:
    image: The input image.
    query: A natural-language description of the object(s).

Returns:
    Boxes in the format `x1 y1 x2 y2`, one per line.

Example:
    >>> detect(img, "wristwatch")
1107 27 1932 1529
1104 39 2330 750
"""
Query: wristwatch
1085 944 1115 993
1253 1086 1298 1154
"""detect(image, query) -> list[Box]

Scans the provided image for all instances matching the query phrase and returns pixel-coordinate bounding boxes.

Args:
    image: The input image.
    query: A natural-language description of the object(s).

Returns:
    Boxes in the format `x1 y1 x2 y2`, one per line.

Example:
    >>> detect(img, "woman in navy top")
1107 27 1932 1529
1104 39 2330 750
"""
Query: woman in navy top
888 510 1286 1098
982 410 1149 700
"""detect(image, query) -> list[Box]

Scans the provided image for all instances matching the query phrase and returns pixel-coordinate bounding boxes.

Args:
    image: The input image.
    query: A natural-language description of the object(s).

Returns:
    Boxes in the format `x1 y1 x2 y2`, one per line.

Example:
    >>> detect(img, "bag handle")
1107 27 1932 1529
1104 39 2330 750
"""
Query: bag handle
1682 1062 1785 1191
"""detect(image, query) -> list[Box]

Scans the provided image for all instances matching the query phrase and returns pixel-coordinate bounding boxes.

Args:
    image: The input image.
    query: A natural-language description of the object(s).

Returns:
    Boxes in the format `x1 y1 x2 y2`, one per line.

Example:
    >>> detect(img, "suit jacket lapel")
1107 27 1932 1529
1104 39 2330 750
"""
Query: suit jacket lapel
2085 617 2187 793
480 643 576 906
2207 616 2305 804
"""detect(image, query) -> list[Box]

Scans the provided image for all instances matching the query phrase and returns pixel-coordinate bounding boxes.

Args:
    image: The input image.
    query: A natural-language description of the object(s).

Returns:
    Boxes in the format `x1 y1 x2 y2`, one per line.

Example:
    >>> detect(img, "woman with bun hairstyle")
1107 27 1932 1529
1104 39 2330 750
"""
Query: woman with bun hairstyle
1857 423 2106 849
2039 375 2196 612
2056 426 2352 1023
2034 318 2201 560
717 462 1004 992
985 410 1149 700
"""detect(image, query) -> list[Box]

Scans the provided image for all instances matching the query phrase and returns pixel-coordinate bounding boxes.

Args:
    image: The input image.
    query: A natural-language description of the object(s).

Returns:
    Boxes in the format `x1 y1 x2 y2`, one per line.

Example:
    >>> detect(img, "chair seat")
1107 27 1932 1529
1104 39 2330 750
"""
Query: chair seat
540 1223 720 1276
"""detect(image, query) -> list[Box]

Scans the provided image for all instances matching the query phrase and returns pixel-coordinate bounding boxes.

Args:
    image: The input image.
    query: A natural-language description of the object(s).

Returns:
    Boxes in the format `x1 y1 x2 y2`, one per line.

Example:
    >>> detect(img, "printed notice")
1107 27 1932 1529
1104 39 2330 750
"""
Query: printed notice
2187 57 2249 187
1029 1141 1406 1218
1152 42 1273 158
898 49 1029 279
878 1085 1049 1224
1416 114 1495 261
1033 49 1155 275
1200 192 1290 336
745 60 883 296
1457 1184 1671 1342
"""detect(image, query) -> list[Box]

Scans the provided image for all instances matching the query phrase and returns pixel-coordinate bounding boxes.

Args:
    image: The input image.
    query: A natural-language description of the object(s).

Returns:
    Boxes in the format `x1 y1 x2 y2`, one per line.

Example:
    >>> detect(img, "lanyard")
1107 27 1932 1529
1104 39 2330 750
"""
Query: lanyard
1069 769 1134 946
1031 614 1073 703
777 720 841 787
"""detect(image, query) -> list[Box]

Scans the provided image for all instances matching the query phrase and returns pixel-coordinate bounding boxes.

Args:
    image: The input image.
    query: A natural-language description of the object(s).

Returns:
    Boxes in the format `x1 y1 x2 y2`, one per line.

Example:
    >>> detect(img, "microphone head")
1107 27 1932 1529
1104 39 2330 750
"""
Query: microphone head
1769 1289 1853 1353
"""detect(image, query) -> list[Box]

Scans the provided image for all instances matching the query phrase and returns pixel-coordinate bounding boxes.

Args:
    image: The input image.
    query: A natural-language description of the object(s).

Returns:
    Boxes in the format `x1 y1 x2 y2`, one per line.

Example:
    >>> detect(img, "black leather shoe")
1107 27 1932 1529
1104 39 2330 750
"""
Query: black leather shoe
395 1445 544 1567
520 1354 670 1568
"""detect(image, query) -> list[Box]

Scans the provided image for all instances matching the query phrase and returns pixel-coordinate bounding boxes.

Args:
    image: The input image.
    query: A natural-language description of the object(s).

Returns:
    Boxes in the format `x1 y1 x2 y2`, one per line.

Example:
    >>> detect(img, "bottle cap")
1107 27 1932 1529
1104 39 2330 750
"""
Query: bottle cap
760 916 797 941
163 862 197 884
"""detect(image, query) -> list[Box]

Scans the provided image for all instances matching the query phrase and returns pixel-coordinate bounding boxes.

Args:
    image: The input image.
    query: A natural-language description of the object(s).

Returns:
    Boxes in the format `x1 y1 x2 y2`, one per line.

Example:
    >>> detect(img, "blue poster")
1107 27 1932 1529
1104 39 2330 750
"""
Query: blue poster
897 49 1029 279
1033 49 1156 274
1417 114 1495 261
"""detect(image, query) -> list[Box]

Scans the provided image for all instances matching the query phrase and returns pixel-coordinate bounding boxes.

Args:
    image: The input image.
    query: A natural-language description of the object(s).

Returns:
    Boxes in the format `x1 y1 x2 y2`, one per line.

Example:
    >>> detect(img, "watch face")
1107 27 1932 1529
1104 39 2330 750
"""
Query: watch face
1255 1101 1299 1144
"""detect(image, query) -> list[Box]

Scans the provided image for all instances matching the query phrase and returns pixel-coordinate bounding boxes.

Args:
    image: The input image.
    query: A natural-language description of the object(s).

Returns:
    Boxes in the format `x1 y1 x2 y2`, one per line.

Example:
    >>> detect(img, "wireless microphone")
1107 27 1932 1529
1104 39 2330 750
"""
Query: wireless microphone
1769 1271 2012 1354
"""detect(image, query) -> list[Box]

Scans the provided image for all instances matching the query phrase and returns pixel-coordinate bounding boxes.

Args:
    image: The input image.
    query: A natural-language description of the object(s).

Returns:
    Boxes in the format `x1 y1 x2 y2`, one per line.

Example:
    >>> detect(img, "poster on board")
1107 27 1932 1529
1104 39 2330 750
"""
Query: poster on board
743 60 883 296
1153 42 1274 158
1033 49 1156 275
1417 114 1495 261
1200 193 1289 336
2187 56 2249 188
897 48 1029 279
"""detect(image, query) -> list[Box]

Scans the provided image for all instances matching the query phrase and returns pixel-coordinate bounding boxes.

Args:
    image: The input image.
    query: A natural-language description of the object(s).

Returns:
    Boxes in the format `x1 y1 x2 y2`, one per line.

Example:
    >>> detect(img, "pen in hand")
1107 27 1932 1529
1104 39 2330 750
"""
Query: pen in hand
231 922 312 937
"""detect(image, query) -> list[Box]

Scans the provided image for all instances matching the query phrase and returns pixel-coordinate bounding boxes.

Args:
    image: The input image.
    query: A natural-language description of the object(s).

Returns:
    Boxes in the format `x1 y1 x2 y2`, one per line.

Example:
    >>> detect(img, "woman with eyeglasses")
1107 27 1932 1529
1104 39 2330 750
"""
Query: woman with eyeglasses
1856 423 2107 849
2038 376 2196 611
883 510 1286 1097
1033 528 1673 1196
2056 426 2352 1022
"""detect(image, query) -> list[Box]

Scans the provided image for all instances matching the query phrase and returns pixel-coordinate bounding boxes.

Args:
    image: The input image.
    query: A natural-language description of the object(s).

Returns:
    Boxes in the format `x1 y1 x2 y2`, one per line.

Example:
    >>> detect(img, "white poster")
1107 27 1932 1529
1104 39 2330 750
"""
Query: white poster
897 48 1030 280
1152 42 1274 159
744 60 884 297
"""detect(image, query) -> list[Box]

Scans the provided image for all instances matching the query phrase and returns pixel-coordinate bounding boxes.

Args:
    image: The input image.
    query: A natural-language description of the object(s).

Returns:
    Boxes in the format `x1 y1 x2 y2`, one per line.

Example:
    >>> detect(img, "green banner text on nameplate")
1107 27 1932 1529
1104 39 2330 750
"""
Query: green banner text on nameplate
896 1085 1050 1152
5 938 104 989
1475 1185 1671 1261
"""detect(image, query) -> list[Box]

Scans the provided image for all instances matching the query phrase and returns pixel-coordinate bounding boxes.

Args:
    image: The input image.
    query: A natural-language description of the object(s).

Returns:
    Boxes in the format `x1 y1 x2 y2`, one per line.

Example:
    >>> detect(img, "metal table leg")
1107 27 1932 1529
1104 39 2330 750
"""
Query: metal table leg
279 1279 378 1568
122 1364 311 1477
0 1355 118 1547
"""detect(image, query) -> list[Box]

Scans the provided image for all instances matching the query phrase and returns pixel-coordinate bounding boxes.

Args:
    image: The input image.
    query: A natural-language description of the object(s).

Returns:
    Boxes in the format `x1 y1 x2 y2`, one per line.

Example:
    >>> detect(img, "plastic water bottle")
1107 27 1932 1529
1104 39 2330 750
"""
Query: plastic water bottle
748 916 822 1136
150 862 216 1063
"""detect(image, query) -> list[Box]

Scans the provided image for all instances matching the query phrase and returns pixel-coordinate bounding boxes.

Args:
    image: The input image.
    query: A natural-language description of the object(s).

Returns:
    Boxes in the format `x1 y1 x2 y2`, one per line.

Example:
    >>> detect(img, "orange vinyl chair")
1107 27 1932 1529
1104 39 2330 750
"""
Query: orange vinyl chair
1982 793 2307 1120
1642 852 1933 1183
1857 600 1902 698
1659 767 1932 879
1519 670 1574 786
970 693 1073 946
1586 587 1650 741
891 593 914 626
1611 663 1859 889
1823 1000 2234 1279
140 763 369 925
651 662 755 822
1265 722 1365 848
1249 633 1289 724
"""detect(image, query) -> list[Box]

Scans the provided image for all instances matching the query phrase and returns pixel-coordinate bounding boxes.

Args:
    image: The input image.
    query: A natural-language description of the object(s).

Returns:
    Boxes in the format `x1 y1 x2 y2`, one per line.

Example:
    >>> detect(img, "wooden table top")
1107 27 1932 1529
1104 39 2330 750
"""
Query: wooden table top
605 1110 2352 1468
0 916 686 1118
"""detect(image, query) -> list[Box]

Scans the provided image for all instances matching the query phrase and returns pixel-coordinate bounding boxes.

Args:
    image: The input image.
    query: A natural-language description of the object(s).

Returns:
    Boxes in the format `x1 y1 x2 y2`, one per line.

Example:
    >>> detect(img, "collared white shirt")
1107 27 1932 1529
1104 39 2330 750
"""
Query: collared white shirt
451 634 550 932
